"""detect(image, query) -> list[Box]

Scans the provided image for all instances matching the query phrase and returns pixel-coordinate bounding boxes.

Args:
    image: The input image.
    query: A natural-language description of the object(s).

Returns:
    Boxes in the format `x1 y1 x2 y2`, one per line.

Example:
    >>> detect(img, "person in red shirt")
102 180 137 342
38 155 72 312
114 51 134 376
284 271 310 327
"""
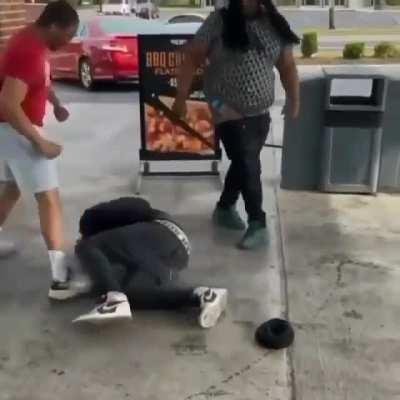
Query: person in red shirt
0 1 79 300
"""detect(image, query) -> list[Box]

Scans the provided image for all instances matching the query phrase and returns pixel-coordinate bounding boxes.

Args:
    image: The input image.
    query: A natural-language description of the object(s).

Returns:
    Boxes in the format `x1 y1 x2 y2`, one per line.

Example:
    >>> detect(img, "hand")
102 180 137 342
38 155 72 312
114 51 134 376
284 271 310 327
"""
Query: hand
36 137 63 159
283 99 300 119
54 105 70 123
172 98 187 118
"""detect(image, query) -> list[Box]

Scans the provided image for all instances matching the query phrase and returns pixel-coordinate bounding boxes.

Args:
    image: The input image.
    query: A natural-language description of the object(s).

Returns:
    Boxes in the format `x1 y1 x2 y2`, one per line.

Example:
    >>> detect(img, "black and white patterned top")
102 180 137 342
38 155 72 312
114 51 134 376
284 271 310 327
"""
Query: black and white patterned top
194 12 288 117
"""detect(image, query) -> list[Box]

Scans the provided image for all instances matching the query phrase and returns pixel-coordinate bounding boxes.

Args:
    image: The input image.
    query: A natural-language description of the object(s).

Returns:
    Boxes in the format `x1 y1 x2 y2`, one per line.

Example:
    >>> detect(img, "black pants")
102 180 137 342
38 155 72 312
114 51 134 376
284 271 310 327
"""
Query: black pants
217 114 270 224
125 271 200 310
76 223 200 310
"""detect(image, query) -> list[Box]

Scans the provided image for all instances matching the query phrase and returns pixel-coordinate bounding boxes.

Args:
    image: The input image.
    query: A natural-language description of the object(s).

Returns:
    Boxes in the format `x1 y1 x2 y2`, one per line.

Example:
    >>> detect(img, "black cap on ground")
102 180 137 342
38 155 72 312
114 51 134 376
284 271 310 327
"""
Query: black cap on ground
255 319 295 350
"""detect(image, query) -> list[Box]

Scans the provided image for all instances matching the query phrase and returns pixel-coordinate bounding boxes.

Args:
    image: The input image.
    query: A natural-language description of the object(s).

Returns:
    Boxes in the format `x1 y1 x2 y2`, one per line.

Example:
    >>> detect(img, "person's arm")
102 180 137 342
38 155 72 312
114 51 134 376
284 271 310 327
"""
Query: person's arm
48 87 61 109
173 42 208 117
0 47 62 158
173 12 220 117
276 47 300 119
0 78 43 144
0 77 62 159
48 86 70 122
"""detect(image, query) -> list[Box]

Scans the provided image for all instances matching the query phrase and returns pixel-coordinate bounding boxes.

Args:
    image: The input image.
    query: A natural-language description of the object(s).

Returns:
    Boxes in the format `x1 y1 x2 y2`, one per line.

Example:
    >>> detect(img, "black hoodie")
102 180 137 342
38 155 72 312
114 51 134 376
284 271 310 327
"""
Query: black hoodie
76 197 188 287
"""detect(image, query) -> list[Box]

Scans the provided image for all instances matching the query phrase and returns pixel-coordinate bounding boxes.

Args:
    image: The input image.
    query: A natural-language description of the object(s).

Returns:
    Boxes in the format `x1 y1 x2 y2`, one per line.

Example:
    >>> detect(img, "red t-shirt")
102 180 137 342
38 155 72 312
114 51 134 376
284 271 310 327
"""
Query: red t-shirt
0 26 50 127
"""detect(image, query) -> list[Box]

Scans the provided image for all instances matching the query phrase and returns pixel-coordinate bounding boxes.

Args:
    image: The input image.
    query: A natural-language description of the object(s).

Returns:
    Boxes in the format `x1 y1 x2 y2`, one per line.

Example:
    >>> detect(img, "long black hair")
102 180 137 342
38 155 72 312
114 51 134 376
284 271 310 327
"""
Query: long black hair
221 0 300 51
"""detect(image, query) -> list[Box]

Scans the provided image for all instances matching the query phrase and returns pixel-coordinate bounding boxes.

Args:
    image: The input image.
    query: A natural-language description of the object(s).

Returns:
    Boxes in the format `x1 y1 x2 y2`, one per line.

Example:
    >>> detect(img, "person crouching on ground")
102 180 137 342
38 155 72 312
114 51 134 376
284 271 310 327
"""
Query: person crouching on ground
73 197 228 328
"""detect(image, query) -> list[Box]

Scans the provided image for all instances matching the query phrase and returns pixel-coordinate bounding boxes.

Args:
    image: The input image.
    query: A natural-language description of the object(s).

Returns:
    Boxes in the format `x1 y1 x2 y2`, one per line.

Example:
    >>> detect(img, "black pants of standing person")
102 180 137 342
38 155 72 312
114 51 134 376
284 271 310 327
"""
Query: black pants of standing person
75 222 200 310
216 114 270 224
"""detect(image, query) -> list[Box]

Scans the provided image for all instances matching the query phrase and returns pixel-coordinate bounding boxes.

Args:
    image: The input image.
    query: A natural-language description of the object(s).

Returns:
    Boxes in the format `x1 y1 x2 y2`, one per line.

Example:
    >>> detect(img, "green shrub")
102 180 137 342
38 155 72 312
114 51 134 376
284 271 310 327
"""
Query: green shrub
301 32 318 58
343 42 365 60
374 42 400 58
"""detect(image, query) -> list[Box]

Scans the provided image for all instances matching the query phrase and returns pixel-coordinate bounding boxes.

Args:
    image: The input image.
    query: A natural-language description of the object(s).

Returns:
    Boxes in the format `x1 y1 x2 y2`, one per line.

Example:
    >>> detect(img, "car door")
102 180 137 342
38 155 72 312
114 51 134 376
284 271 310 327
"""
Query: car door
56 23 87 78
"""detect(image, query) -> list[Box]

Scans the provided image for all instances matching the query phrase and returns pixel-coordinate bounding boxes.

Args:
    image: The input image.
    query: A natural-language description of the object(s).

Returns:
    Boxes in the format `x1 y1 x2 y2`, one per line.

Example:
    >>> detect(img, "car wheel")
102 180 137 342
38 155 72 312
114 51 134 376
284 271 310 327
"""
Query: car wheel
79 58 95 90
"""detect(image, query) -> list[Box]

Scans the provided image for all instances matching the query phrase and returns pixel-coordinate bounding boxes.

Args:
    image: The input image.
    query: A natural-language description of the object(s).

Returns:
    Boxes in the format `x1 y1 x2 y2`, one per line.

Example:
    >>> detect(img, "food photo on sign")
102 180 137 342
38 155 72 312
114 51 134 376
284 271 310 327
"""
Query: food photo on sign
145 96 214 154
138 34 221 161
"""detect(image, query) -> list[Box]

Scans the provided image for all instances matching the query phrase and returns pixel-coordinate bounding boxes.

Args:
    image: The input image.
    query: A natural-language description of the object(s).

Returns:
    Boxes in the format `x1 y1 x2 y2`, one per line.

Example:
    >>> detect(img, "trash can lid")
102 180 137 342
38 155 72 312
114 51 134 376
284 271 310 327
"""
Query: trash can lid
323 65 386 80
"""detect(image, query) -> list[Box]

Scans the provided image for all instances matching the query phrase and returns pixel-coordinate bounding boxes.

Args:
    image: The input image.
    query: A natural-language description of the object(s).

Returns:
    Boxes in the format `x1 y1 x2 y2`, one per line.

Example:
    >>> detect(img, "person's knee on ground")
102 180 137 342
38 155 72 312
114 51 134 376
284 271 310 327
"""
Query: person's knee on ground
75 239 127 295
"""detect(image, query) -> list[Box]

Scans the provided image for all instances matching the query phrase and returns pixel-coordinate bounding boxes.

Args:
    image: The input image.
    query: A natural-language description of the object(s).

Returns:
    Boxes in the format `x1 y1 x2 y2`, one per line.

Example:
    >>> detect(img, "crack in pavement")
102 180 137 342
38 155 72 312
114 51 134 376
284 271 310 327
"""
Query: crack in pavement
183 352 271 400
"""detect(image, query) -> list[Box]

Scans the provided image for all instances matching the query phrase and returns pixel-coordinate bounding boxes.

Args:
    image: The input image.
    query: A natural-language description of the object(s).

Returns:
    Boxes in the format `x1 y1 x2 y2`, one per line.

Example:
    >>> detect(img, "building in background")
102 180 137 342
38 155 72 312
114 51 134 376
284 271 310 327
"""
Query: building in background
0 0 26 47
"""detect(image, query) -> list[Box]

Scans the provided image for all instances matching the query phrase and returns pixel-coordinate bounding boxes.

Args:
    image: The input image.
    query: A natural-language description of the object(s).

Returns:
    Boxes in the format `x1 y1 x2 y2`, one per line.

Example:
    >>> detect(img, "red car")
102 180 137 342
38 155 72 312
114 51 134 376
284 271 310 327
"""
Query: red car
50 17 159 90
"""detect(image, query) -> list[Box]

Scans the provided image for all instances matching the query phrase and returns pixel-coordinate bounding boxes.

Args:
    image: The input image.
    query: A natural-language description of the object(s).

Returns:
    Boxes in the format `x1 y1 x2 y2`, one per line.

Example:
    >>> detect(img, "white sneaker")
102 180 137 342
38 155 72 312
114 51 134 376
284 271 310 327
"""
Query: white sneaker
195 287 228 329
0 236 17 258
72 293 132 324
48 280 82 301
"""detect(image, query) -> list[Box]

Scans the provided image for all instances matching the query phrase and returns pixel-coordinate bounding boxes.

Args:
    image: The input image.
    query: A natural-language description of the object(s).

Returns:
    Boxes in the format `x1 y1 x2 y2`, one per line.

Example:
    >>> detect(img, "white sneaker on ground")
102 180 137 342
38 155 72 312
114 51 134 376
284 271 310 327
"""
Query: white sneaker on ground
195 287 228 329
72 292 132 324
48 280 83 301
48 261 92 301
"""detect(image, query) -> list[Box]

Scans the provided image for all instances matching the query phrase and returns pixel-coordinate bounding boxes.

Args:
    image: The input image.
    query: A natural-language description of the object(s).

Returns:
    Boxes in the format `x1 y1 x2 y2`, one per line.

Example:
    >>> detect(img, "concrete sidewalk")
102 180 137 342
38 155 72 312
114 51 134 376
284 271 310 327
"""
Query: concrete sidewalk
278 191 400 399
0 90 292 400
272 80 400 397
1 79 400 399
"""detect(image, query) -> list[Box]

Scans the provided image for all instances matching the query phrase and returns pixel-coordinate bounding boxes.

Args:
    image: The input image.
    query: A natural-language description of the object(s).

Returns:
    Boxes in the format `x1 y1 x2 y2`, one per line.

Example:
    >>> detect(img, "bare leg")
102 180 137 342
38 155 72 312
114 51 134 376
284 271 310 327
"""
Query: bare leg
36 189 72 298
0 182 20 226
35 189 64 250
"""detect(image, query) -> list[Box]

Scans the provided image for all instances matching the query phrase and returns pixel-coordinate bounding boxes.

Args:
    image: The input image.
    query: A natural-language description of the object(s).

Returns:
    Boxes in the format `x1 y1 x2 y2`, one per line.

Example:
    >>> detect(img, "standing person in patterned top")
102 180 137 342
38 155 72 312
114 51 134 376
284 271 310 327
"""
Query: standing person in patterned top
0 1 79 299
173 0 300 250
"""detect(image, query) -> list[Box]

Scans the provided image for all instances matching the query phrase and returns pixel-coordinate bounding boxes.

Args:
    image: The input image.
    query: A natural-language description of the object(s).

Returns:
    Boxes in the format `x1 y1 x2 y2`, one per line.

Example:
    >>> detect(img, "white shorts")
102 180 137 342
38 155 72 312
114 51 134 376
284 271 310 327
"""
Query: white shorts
0 123 59 194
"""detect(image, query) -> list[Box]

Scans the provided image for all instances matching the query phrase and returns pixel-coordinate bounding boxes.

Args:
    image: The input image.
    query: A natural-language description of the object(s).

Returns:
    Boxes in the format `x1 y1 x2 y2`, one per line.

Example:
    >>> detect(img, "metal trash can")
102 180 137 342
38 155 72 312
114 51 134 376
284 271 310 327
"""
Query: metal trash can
377 67 400 192
281 66 326 191
320 67 388 194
